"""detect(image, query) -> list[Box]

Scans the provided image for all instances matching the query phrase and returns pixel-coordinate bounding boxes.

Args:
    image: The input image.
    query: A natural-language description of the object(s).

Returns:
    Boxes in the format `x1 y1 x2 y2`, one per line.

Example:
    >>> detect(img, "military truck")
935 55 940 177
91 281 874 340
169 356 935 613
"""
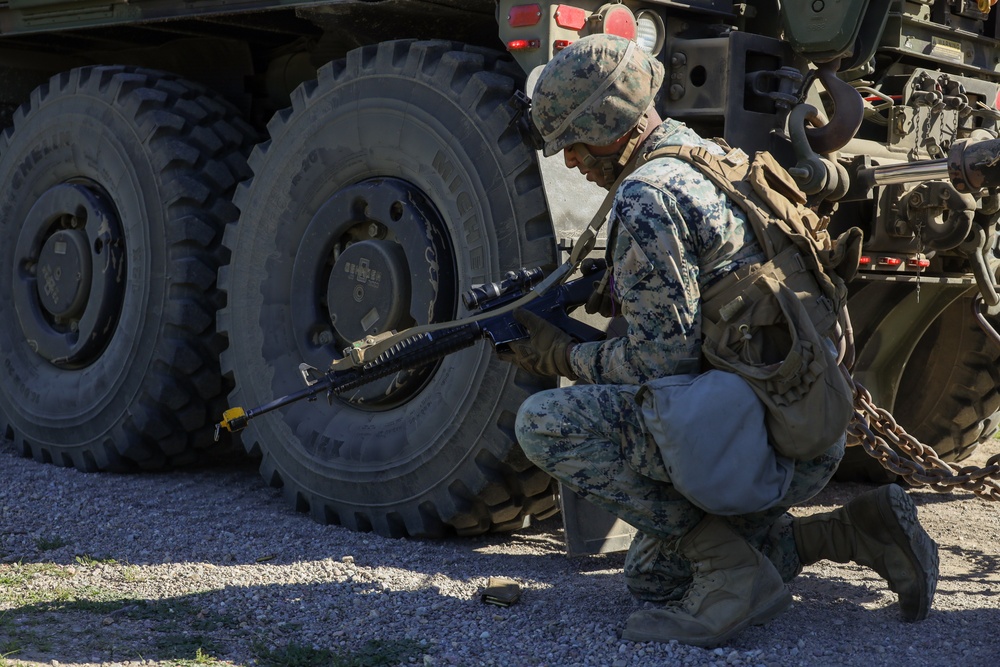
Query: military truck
1 0 999 546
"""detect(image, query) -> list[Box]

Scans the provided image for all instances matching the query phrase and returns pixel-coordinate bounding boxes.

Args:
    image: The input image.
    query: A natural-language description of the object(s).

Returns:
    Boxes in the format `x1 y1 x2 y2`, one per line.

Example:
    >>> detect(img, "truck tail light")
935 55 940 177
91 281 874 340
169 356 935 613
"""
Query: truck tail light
507 39 541 51
554 5 587 30
508 4 542 27
593 3 637 41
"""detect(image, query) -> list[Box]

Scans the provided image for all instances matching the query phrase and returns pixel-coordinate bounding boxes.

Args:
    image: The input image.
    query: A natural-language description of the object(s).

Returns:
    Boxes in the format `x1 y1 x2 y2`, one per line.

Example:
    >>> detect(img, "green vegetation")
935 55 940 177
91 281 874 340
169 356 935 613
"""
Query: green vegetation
0 607 51 667
252 642 334 667
0 648 23 667
0 562 120 608
0 562 70 586
74 553 118 566
0 561 425 667
35 536 69 551
0 562 239 664
161 644 231 666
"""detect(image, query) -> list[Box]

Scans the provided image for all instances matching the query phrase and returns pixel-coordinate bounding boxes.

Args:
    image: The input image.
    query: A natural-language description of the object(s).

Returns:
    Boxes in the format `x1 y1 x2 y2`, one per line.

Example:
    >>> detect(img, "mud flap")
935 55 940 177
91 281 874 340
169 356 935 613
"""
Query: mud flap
553 308 636 556
560 483 637 557
526 65 611 248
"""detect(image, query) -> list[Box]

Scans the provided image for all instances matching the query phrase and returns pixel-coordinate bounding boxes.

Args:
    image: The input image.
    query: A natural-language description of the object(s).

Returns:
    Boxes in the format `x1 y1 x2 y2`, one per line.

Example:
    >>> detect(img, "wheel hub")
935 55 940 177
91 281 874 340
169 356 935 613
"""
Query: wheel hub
327 239 411 343
290 177 455 407
13 183 126 368
37 229 92 319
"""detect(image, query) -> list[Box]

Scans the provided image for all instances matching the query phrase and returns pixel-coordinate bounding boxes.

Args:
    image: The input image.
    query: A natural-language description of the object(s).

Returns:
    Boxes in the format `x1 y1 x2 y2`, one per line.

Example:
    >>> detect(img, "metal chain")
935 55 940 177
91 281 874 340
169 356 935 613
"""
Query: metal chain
847 377 1000 500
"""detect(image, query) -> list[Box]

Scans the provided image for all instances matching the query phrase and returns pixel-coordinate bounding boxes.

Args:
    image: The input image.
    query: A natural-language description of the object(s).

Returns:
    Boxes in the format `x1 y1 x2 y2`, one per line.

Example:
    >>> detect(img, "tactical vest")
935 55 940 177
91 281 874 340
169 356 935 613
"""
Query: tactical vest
646 143 862 461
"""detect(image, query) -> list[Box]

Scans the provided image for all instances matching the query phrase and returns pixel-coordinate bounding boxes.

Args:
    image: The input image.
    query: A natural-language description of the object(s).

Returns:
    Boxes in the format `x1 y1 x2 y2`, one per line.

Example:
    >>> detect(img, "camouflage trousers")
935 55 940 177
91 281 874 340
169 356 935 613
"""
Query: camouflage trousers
515 383 845 602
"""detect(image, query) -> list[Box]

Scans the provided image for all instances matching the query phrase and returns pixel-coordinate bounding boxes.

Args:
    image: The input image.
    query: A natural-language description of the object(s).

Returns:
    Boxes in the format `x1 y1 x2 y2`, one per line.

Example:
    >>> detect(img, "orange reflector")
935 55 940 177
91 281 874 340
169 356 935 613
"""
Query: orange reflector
908 258 931 268
554 39 573 51
601 5 637 40
555 4 587 30
507 39 541 51
879 256 903 267
508 4 542 27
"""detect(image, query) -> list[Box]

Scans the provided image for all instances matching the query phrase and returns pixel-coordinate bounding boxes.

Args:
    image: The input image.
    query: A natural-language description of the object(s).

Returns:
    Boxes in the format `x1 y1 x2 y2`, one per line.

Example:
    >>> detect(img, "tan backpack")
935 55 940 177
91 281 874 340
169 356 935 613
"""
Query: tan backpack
649 143 862 461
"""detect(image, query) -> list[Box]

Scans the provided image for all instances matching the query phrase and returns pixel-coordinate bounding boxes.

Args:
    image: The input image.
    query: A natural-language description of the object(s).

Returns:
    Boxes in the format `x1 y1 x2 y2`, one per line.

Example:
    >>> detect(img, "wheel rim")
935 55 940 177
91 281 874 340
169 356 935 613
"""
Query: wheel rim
289 177 456 409
12 182 126 369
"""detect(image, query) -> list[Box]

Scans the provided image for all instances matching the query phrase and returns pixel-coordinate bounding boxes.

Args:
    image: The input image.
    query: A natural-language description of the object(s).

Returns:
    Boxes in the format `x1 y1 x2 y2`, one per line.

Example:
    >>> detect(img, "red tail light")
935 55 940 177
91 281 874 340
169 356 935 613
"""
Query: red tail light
507 39 541 51
595 4 637 41
554 5 587 30
508 4 542 27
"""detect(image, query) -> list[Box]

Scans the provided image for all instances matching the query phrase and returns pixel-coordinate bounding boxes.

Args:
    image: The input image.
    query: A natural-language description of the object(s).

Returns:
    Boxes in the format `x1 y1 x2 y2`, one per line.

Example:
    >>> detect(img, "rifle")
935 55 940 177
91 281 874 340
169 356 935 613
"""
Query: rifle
216 259 607 437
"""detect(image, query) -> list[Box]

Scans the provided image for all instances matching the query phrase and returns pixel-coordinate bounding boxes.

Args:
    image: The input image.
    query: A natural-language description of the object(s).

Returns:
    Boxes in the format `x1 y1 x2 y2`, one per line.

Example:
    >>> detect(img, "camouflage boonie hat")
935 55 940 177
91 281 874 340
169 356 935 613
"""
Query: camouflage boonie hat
531 34 664 157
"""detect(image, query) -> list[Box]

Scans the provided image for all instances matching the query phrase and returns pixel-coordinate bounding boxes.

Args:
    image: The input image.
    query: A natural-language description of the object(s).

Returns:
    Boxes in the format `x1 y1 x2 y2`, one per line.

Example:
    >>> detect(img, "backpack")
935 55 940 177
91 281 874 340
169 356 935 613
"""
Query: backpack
648 143 862 461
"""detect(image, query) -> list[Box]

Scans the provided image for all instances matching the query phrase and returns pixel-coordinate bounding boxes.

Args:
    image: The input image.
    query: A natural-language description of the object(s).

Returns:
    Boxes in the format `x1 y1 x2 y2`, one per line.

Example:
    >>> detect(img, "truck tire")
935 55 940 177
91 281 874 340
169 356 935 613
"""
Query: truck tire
893 295 1000 460
837 293 1000 481
0 66 254 471
219 40 559 537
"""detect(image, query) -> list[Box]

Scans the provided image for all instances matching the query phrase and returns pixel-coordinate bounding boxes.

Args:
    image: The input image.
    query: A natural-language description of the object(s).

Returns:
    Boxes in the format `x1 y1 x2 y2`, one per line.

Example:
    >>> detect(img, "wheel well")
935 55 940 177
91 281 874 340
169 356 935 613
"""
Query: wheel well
0 3 504 131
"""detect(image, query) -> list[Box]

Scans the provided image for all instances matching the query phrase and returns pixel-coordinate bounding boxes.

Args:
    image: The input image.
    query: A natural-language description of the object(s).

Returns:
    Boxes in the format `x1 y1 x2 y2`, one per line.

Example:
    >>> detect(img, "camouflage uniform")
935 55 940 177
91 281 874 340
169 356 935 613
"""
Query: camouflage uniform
515 121 845 601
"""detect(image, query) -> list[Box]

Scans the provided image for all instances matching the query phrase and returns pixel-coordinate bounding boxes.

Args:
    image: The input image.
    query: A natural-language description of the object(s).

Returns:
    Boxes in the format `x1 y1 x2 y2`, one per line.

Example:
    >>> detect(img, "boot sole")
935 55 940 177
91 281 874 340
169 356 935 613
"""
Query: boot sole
867 484 939 621
622 585 792 648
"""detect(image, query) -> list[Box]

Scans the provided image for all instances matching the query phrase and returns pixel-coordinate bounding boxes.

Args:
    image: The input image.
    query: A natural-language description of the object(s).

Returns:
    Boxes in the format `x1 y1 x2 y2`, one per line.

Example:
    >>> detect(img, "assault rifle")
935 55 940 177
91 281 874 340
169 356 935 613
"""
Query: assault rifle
216 259 607 437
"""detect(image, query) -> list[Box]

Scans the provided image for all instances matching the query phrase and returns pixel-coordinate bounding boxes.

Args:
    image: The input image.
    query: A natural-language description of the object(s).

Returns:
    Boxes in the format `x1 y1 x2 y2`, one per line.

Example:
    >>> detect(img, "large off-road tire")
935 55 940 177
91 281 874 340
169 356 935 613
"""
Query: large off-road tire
0 66 255 471
219 40 559 537
893 294 1000 460
837 290 1000 481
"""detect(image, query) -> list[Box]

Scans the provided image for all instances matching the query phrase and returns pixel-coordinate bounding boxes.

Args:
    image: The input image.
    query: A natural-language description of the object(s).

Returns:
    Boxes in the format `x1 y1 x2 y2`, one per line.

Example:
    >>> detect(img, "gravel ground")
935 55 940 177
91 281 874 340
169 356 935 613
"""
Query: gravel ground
1 437 999 667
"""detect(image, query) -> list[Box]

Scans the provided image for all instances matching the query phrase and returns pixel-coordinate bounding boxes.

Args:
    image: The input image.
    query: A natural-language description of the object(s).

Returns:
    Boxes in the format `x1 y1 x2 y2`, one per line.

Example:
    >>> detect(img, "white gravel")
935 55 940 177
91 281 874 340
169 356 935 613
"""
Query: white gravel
1 437 999 666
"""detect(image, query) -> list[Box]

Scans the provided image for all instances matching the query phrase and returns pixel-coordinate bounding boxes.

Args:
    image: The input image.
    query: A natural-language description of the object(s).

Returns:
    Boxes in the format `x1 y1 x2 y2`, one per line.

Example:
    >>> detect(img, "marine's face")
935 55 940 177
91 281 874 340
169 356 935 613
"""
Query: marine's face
562 135 630 188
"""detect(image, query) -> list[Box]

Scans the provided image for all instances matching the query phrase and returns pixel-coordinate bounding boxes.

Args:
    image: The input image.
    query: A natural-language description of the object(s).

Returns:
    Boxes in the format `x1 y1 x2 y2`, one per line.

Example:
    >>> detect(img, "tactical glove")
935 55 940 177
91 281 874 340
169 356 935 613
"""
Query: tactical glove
503 308 578 380
584 264 618 318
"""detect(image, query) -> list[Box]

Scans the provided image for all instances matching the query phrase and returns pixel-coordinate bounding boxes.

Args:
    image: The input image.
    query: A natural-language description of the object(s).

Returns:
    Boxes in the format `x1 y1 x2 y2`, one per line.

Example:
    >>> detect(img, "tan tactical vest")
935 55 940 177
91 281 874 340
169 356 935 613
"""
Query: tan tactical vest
649 144 862 461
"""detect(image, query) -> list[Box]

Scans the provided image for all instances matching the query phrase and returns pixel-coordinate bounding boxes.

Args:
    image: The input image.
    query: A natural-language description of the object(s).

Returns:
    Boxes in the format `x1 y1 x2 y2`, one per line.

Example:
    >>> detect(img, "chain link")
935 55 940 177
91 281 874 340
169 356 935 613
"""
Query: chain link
846 376 1000 500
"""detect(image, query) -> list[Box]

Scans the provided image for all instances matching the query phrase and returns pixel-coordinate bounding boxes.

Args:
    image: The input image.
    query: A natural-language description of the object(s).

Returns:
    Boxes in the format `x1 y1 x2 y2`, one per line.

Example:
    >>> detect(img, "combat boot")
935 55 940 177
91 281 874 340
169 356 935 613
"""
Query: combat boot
624 532 691 603
792 483 938 621
622 515 791 646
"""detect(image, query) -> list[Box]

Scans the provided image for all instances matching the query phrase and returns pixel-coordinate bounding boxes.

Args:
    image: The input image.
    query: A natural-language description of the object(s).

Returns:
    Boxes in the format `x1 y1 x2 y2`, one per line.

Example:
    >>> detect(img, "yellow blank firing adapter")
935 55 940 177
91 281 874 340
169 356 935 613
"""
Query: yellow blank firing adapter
215 407 249 440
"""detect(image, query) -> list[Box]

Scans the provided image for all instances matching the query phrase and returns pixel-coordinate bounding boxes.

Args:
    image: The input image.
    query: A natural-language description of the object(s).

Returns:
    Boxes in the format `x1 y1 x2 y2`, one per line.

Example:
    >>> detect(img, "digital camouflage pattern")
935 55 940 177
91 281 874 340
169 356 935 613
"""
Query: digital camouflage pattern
515 119 846 600
531 34 664 157
569 120 765 385
516 371 845 599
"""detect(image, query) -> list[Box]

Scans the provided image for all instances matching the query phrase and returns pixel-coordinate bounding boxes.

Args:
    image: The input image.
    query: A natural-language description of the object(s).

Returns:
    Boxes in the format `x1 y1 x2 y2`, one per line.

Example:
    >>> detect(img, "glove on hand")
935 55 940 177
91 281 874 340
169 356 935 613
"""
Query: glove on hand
584 271 618 318
580 259 621 318
504 308 578 380
585 286 616 318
